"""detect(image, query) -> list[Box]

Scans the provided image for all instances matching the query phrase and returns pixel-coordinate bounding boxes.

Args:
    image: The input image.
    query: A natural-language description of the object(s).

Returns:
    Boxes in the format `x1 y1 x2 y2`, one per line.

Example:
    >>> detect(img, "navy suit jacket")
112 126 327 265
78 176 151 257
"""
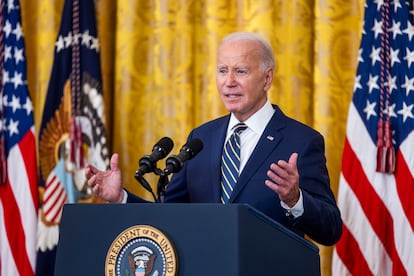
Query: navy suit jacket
129 105 342 246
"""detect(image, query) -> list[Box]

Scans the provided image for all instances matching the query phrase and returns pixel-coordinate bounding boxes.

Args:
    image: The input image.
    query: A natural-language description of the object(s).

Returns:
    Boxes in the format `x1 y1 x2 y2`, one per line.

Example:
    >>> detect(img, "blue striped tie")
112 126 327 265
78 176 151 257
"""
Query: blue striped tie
221 123 248 203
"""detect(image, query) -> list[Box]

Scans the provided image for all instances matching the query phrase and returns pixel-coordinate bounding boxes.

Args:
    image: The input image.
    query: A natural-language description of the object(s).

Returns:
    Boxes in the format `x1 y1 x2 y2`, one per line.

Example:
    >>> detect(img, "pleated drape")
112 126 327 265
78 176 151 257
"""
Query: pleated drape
20 1 363 275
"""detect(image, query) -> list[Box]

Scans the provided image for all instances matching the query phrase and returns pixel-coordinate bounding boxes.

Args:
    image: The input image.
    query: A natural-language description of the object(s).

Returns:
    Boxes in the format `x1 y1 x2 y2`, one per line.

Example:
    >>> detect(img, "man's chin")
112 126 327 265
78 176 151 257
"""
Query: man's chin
223 101 242 112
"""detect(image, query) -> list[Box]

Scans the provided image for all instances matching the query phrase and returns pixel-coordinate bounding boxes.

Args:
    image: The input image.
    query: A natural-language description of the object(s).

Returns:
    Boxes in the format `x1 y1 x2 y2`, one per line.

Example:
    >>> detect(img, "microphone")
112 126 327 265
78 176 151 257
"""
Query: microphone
136 137 174 176
164 138 203 174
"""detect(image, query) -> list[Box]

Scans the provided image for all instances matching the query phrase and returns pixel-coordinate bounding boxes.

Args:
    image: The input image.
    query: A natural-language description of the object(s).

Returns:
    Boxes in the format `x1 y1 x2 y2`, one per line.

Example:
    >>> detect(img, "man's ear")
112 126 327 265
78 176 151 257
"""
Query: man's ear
264 67 274 91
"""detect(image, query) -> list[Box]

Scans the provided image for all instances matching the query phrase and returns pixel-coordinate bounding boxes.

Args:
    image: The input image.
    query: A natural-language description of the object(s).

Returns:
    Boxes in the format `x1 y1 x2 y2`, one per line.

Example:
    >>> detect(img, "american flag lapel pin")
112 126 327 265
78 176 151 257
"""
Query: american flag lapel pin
267 135 274 141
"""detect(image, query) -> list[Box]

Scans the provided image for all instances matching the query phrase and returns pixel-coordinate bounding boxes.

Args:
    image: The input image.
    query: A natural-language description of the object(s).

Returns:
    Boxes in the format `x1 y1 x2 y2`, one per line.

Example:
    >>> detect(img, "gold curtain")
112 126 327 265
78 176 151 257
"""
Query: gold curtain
20 0 363 275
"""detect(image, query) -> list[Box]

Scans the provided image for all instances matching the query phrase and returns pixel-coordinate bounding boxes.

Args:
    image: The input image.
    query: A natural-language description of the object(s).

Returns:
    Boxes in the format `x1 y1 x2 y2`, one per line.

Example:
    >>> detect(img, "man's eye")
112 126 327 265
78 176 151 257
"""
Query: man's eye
237 70 247 75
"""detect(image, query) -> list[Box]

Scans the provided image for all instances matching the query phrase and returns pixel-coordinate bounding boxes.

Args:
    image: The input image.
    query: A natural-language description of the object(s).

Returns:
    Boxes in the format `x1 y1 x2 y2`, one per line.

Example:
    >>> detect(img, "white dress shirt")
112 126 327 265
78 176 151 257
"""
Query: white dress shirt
226 100 304 218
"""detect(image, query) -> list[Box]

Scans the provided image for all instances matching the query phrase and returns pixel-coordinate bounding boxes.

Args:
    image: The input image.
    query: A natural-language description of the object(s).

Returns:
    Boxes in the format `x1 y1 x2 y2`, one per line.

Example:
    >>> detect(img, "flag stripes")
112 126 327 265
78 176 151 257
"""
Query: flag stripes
18 129 39 205
333 103 414 275
348 104 413 273
394 147 414 230
0 129 37 275
0 1 38 275
43 173 68 223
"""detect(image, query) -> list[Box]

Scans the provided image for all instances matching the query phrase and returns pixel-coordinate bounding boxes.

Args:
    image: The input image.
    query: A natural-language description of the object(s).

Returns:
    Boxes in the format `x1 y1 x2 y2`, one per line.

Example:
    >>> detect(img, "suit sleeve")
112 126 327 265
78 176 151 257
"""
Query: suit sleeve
291 133 342 246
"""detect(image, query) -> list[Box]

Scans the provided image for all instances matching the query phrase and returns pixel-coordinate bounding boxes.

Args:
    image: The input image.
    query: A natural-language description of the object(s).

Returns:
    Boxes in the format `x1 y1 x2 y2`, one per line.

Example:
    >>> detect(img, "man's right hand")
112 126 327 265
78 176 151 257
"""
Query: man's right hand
85 153 124 203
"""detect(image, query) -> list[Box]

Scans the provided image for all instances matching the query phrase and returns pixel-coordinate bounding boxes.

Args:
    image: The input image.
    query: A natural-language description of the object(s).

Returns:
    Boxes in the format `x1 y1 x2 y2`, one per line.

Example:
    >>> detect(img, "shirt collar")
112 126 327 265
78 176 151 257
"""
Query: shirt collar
228 100 275 135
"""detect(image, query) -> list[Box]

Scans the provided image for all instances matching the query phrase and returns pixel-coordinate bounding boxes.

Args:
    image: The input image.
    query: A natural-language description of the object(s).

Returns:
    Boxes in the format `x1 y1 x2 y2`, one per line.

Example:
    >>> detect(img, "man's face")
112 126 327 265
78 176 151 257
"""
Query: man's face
216 40 273 122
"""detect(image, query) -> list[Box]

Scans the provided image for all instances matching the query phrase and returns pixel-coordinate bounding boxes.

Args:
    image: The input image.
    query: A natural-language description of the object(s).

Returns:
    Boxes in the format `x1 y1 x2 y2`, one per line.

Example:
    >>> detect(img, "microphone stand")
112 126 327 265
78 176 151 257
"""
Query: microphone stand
134 164 173 203
154 168 169 203
134 172 157 202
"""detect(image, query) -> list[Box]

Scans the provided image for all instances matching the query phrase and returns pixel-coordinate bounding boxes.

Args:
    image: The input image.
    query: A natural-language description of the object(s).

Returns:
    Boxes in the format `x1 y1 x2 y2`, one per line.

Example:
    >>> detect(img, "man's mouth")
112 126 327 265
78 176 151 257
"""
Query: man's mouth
225 93 241 98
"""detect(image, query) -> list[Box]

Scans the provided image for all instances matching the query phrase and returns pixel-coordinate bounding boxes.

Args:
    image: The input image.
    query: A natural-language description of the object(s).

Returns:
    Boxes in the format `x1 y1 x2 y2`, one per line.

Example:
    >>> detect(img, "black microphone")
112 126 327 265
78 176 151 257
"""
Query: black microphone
136 137 174 176
164 138 203 174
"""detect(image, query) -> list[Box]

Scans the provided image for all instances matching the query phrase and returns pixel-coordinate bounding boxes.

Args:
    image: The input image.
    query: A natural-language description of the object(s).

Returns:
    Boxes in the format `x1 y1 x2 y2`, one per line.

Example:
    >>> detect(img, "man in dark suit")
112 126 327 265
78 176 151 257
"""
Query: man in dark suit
86 31 342 246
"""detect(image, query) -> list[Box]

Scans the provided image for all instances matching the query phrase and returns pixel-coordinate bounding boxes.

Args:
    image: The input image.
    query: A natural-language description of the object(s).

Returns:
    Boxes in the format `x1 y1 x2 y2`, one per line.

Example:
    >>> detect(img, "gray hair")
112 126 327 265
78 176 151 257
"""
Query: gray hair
219 32 275 72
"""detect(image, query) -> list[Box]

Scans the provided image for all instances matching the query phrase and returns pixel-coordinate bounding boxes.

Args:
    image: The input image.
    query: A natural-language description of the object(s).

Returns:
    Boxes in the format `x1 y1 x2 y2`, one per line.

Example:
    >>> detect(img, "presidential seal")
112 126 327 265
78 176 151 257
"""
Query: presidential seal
105 225 178 276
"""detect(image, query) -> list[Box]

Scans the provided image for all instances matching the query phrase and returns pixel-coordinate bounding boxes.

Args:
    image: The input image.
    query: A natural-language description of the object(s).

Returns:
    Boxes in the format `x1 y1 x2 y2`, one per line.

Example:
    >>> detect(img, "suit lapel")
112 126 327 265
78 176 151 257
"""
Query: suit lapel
208 117 230 202
229 107 286 202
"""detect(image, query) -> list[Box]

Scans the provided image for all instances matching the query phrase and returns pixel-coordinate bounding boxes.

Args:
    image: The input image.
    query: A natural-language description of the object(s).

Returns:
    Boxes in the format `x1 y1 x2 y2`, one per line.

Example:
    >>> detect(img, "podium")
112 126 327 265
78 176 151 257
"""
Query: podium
54 203 320 275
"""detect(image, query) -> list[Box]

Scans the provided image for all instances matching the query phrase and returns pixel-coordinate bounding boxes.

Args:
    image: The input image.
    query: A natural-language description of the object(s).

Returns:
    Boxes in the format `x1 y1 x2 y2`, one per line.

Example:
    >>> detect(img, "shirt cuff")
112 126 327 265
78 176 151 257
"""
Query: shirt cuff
121 189 128 203
280 189 304 218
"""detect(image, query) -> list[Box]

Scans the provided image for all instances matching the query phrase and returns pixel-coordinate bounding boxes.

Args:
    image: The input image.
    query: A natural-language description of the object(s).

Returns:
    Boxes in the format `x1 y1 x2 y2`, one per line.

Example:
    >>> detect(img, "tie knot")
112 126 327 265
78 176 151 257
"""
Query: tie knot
232 123 248 135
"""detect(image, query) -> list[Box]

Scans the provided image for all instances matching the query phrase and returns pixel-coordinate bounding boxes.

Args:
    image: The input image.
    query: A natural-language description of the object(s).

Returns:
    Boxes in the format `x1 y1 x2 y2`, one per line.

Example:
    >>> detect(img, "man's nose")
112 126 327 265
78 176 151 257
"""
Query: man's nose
225 71 236 85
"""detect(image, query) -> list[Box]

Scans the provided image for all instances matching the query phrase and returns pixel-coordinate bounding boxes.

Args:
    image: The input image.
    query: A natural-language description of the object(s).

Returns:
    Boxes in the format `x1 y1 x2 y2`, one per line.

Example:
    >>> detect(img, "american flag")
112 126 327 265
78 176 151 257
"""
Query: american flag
0 0 38 275
36 0 109 275
332 0 414 275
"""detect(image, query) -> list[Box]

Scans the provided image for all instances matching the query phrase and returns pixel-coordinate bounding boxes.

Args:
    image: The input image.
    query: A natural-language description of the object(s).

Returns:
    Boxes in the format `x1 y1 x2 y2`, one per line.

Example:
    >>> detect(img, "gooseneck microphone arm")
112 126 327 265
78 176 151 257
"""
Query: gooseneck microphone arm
135 174 157 202
134 137 174 201
134 137 203 203
156 138 203 203
156 173 169 203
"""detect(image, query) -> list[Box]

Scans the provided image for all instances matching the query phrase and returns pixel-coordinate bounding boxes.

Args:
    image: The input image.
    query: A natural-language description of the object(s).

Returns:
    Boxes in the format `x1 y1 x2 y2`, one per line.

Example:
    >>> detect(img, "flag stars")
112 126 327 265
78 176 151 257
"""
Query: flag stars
7 118 19 137
55 30 99 53
14 47 24 64
12 23 23 41
401 75 414 96
385 103 397 118
390 48 400 66
397 102 414 123
3 20 24 42
403 21 414 41
389 20 402 39
370 46 381 65
358 48 364 63
373 0 383 11
2 71 10 85
367 74 379 93
363 100 377 120
387 75 397 93
372 19 383 39
392 0 402 12
2 95 8 107
354 75 362 92
64 32 73 48
2 1 35 153
22 99 33 116
9 95 21 113
90 37 99 52
6 0 17 13
73 33 81 45
4 46 12 61
11 71 23 89
81 30 92 46
362 25 366 36
55 35 65 52
3 20 12 38
403 48 414 67
3 46 24 66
